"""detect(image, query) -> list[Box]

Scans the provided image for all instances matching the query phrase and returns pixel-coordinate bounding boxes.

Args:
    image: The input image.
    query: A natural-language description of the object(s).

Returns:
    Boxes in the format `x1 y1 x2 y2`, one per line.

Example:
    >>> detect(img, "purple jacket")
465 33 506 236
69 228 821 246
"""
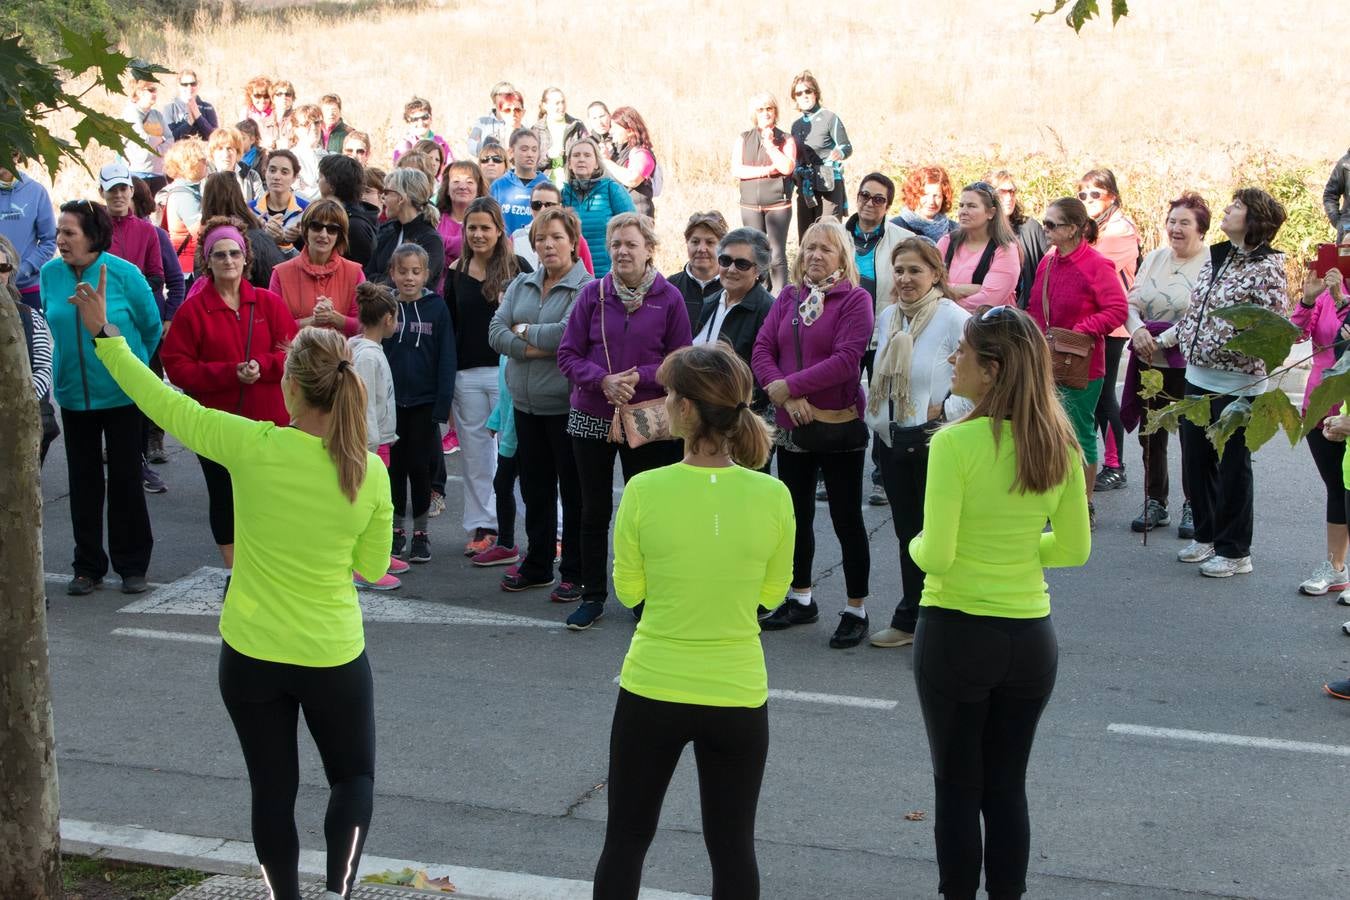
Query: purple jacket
752 281 874 431
557 272 692 420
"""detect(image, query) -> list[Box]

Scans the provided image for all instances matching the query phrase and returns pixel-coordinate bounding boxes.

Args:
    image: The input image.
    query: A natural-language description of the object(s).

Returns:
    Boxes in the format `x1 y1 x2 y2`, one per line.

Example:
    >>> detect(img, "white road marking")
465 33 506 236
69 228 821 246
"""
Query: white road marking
44 572 167 589
1107 723 1350 758
111 627 217 645
61 819 708 900
610 675 897 710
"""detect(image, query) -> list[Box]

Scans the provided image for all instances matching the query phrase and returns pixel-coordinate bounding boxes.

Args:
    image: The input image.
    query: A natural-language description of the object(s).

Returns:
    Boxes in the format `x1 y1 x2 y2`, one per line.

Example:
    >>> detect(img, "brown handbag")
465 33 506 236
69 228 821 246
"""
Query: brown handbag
1041 257 1095 390
599 281 672 448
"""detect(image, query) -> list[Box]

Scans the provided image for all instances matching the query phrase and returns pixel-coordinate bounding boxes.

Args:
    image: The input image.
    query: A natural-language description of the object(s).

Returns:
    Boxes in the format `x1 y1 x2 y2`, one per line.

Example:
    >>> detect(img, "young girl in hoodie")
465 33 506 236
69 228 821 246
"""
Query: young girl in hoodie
350 282 409 591
382 243 457 565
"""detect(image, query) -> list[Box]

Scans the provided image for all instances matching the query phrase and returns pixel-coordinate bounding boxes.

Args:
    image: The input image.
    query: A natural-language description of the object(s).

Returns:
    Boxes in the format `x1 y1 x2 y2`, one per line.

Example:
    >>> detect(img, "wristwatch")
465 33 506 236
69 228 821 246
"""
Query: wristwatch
92 323 121 344
513 323 528 336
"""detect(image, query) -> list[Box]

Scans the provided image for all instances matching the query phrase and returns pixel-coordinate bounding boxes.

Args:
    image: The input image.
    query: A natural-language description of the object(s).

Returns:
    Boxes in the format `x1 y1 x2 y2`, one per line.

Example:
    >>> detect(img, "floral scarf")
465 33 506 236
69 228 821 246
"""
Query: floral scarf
797 268 843 326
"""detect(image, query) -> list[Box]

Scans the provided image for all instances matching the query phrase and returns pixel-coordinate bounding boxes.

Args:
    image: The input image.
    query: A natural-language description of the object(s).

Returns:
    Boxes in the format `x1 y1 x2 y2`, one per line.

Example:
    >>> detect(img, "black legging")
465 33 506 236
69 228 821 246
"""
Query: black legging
218 642 375 900
877 439 927 631
390 404 435 521
594 688 768 900
913 606 1057 900
493 453 518 549
1307 427 1348 526
1094 336 1126 467
740 204 791 294
198 455 234 546
775 447 870 598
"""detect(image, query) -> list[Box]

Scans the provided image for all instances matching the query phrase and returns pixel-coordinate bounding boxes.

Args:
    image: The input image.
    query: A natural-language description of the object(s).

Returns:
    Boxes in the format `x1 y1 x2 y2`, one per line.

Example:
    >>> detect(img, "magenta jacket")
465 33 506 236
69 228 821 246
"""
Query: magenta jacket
1027 241 1128 381
557 271 691 420
1292 290 1348 414
752 280 874 431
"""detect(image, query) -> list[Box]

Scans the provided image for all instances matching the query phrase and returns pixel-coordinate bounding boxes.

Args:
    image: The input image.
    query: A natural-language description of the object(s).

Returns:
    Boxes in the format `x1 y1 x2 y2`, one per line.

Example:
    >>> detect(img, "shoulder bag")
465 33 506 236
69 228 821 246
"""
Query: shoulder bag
599 280 671 448
786 313 869 453
1040 256 1094 390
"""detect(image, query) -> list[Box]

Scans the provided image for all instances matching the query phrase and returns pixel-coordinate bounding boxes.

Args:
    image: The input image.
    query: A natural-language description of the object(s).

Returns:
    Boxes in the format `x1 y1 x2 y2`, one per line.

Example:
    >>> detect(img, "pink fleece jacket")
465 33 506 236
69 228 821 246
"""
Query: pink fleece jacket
1292 289 1348 414
1027 241 1128 381
936 235 1019 311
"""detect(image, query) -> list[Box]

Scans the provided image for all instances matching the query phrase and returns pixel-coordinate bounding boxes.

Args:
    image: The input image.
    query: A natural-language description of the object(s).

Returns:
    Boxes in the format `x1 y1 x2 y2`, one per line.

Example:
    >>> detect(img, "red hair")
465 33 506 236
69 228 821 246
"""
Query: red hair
901 166 954 214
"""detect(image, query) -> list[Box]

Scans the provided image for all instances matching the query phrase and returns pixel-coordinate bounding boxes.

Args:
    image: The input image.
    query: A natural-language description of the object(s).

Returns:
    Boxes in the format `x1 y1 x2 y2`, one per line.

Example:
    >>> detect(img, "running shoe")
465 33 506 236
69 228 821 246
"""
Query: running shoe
760 598 819 630
1298 560 1350 596
442 429 460 454
566 599 605 630
67 575 101 596
869 627 915 648
1094 465 1127 491
392 528 407 559
501 571 556 592
867 489 889 506
1177 501 1195 539
464 528 495 557
146 435 168 463
409 531 432 563
472 543 521 567
428 492 446 518
1199 555 1252 578
1131 498 1170 533
1177 540 1215 563
550 581 582 603
141 460 167 494
355 572 401 591
387 556 411 575
830 611 869 649
1324 678 1350 700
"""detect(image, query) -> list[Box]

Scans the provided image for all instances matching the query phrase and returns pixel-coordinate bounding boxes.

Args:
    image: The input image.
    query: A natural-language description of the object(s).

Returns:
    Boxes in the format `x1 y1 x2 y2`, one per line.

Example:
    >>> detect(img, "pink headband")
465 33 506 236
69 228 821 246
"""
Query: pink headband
202 225 247 256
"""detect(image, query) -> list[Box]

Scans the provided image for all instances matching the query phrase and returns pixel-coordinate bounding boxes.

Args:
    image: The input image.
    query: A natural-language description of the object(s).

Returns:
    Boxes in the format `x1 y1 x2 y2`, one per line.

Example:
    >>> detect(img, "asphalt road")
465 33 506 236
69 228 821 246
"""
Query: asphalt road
36 424 1350 899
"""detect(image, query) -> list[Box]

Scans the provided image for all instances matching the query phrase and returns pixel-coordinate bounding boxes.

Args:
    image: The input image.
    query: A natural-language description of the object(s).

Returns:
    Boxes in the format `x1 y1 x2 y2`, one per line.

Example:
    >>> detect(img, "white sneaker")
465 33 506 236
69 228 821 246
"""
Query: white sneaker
1177 541 1215 563
1199 555 1253 578
1299 560 1350 596
1342 620 1350 635
869 627 915 648
1338 590 1350 607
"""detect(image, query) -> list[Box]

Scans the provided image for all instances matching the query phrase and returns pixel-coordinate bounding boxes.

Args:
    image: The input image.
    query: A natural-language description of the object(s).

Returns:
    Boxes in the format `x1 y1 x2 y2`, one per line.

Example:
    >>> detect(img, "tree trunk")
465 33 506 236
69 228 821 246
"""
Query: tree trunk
0 293 61 899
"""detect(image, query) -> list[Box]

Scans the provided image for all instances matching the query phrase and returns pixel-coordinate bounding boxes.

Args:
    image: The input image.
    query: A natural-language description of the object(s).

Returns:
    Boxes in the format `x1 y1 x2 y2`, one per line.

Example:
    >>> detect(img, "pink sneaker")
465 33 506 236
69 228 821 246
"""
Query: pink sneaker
442 429 460 454
355 572 401 591
472 543 521 567
387 556 411 575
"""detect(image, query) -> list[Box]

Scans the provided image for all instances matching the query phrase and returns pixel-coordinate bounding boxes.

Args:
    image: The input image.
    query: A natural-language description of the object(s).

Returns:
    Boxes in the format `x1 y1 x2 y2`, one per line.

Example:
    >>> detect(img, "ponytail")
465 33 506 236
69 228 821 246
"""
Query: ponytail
656 344 773 470
727 405 772 471
286 327 369 502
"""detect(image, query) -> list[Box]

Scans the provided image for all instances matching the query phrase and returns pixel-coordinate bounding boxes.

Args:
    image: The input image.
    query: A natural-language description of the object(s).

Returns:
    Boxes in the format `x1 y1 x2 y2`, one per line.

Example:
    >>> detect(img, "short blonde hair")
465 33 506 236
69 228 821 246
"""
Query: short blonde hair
789 220 859 286
605 212 658 251
208 126 244 157
747 92 780 130
163 137 209 181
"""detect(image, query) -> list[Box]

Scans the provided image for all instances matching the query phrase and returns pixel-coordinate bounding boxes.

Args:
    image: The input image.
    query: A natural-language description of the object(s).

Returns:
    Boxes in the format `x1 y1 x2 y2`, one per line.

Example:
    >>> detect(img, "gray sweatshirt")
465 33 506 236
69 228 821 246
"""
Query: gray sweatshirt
347 335 398 450
488 259 592 415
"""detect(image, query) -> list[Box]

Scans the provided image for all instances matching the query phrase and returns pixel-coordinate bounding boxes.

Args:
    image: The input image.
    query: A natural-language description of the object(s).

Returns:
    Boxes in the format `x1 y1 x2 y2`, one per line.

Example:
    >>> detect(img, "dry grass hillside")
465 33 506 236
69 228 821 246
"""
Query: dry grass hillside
54 0 1347 272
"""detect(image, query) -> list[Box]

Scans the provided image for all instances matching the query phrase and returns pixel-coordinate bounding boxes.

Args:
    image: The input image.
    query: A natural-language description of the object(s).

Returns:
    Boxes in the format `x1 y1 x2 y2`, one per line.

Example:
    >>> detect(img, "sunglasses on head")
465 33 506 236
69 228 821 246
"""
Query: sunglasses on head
980 304 1017 323
965 181 995 196
857 188 889 207
717 254 755 271
1078 189 1104 201
530 199 560 211
308 222 342 235
479 155 504 164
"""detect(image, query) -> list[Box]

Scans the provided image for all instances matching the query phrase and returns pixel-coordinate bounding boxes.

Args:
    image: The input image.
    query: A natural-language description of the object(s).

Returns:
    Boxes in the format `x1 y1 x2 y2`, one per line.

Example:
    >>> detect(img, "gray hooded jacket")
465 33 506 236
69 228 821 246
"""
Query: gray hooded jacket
489 258 592 415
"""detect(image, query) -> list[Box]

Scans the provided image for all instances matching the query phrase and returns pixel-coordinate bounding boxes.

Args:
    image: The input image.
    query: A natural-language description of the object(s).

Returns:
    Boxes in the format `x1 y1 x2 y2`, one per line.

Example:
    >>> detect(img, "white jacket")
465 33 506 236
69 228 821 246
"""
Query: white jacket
864 298 973 443
348 336 398 450
857 220 919 345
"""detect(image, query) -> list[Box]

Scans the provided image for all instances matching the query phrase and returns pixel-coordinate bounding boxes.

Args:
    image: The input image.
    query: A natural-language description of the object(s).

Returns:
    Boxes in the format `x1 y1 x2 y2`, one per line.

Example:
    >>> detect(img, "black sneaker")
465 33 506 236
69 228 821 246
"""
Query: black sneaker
760 598 819 630
1094 465 1127 491
1177 501 1195 540
392 528 407 559
67 575 102 596
1131 498 1171 533
867 489 889 506
829 611 869 649
566 599 605 631
549 581 582 602
409 531 431 563
121 575 149 594
1325 678 1350 701
501 571 556 592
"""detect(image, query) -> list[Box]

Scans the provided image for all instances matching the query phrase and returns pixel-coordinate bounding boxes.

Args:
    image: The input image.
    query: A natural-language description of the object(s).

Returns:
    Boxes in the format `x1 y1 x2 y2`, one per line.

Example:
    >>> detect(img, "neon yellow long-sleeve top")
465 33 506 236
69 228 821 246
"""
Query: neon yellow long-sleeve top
95 337 393 667
909 417 1091 618
612 462 795 708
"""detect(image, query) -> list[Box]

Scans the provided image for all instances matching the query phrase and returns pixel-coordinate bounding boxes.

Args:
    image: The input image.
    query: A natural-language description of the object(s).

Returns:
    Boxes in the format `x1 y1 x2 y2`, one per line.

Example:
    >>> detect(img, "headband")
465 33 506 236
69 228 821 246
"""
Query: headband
202 225 247 257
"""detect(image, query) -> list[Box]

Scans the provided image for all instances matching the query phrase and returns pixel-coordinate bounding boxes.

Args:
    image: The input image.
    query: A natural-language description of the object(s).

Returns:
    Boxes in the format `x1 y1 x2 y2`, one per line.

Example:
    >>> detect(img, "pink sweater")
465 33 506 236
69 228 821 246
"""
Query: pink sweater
1291 290 1347 413
936 235 1019 311
1027 241 1128 381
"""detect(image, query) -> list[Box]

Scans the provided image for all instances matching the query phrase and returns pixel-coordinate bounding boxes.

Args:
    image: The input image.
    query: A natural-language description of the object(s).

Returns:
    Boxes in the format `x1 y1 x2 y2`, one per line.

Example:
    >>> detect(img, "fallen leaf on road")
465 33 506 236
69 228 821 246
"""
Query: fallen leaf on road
904 810 926 821
363 868 456 892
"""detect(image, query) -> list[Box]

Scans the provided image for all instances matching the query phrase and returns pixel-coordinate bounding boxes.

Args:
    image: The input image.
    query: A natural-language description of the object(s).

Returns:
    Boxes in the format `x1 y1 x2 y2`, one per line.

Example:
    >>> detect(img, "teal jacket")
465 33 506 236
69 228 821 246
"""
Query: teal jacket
41 252 161 410
485 355 516 458
561 177 634 277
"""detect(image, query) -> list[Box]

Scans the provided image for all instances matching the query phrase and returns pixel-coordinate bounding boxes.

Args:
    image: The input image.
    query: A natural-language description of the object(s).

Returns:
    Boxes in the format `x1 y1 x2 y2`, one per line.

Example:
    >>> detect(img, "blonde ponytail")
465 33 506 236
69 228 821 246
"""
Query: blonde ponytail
286 327 369 502
728 406 773 471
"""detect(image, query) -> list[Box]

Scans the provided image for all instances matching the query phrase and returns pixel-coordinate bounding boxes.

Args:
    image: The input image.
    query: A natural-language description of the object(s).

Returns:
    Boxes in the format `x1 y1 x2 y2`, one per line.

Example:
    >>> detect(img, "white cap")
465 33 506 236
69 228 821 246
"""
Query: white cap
98 161 133 192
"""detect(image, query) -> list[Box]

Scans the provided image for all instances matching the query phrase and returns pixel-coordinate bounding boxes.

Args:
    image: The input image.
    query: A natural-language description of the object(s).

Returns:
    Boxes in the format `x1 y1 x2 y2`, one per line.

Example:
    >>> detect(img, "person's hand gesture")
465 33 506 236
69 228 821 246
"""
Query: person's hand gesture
236 359 261 384
71 265 110 336
765 378 791 406
282 224 301 245
1326 269 1345 304
1324 415 1350 442
602 367 638 405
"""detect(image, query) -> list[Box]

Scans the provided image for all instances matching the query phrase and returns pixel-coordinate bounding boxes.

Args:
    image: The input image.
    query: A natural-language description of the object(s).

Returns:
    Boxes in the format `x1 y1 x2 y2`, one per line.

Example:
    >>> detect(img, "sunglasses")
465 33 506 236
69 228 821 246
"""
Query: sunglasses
530 200 560 211
857 189 889 208
408 113 431 123
180 81 197 87
273 91 294 98
0 261 13 274
479 155 504 165
1078 189 1104 201
717 254 755 271
252 93 269 100
793 88 815 97
499 106 523 114
308 222 342 235
1042 219 1067 231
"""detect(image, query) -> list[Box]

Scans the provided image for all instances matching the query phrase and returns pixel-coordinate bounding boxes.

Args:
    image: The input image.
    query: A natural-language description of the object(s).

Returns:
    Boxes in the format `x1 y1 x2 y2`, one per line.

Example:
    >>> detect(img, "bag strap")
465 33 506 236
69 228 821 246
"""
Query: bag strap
943 239 956 270
791 309 804 372
598 279 612 374
971 239 998 285
1040 255 1053 334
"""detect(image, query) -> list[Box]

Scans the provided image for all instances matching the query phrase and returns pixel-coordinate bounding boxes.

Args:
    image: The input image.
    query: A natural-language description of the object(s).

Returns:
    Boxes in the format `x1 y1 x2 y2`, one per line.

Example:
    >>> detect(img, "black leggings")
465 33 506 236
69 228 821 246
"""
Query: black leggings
775 447 870 598
740 204 791 294
493 453 518 548
913 606 1057 900
198 455 234 546
1094 336 1126 466
594 688 768 900
218 642 375 900
1307 427 1348 526
390 404 435 521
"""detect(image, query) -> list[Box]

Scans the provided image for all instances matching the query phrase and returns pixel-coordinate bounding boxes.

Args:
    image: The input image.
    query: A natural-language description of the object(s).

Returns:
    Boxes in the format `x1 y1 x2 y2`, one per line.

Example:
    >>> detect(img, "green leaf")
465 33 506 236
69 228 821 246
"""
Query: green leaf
1247 389 1303 449
1138 367 1164 400
1031 0 1127 31
1143 394 1211 435
52 27 165 92
1205 397 1252 456
1212 304 1302 375
1303 354 1350 437
1111 0 1130 24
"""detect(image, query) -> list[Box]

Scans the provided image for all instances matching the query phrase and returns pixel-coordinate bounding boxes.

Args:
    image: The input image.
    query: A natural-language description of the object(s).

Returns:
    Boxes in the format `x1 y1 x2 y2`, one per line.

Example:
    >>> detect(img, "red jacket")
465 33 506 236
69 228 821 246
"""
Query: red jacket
161 278 297 424
1027 241 1128 381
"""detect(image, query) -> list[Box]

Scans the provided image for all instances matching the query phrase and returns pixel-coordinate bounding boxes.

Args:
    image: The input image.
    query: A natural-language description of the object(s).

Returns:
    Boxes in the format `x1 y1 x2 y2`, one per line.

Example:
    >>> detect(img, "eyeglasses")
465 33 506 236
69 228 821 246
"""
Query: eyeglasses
479 155 504 165
857 189 889 208
308 222 342 235
210 249 244 261
180 81 197 87
1077 189 1104 201
717 254 755 271
530 199 560 211
408 113 431 123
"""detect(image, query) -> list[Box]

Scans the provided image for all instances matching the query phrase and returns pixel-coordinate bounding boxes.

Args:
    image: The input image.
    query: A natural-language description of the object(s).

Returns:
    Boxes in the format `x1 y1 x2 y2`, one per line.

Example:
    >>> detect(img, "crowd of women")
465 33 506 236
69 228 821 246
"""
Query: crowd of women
6 65 1350 900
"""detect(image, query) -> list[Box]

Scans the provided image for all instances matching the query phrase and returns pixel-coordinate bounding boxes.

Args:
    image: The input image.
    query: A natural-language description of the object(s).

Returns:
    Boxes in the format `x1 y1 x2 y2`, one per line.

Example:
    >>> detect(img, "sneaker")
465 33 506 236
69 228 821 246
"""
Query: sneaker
392 528 407 559
501 571 556 592
760 597 819 630
1299 560 1350 596
464 528 495 557
442 429 460 454
815 485 829 502
1177 540 1215 563
67 575 102 596
120 574 148 594
141 461 167 494
428 492 446 518
549 581 582 603
867 489 889 506
355 572 401 591
830 611 869 648
869 626 915 648
1088 501 1097 532
387 556 411 575
1094 465 1127 491
1177 501 1195 540
146 436 168 463
757 604 774 620
1338 590 1350 607
1343 620 1350 635
1199 554 1253 578
1130 498 1171 533
472 543 521 567
409 531 432 563
1323 678 1350 700
566 599 605 630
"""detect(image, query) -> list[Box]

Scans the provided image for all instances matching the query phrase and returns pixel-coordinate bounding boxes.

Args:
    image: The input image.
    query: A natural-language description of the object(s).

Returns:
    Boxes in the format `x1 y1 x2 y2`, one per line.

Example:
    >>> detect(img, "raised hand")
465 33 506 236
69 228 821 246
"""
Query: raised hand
71 265 110 336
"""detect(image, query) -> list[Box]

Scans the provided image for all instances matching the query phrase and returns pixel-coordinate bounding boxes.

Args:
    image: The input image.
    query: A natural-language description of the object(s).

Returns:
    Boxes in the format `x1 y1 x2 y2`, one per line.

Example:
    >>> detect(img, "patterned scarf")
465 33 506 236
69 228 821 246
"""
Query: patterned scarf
867 287 942 417
612 264 657 313
797 269 843 326
569 175 600 198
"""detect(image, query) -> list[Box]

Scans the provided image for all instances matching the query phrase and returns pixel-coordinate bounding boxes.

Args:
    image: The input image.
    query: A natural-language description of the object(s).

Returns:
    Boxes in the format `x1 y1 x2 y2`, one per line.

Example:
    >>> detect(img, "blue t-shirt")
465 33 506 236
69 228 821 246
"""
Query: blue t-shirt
490 170 551 235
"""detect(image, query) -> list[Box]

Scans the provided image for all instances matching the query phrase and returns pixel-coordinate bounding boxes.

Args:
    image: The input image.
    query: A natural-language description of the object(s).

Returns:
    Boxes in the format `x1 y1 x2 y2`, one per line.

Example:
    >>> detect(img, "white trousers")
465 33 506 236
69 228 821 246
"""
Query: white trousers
452 366 500 533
